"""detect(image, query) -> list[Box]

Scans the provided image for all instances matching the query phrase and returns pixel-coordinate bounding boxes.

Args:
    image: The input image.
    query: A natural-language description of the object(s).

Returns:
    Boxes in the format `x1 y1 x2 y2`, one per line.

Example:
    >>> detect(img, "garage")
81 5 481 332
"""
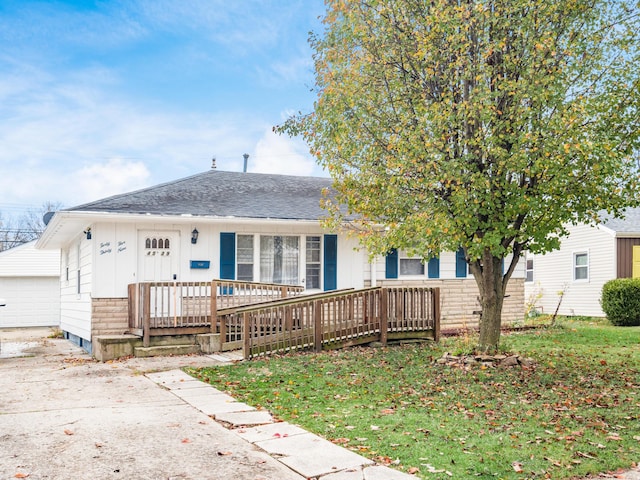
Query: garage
0 242 60 328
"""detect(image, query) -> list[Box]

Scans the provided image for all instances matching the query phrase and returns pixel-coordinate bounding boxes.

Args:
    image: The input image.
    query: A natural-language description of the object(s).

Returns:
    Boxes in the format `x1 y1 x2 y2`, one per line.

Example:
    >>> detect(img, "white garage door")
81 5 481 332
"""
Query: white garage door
0 277 60 328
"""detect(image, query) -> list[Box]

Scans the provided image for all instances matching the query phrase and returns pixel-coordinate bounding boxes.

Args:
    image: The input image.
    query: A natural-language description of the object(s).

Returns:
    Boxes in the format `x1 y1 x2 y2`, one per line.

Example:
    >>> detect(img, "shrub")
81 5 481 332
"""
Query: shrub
601 278 640 326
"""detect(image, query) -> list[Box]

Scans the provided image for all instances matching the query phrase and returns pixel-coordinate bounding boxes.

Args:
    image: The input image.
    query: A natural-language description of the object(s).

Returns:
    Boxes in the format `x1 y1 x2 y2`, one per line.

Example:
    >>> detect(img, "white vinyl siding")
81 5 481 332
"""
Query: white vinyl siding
524 224 615 317
60 237 92 342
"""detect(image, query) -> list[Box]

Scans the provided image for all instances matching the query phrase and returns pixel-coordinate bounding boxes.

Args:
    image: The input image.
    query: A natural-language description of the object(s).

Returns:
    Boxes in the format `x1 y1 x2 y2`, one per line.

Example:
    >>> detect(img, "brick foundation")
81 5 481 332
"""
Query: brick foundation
91 298 130 338
377 278 525 331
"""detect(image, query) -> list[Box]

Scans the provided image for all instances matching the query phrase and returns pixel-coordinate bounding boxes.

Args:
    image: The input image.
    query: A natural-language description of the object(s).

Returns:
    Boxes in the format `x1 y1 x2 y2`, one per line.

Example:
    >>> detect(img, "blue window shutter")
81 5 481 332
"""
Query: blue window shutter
323 234 338 291
428 256 440 278
501 258 505 275
385 249 398 279
455 247 467 278
219 232 236 280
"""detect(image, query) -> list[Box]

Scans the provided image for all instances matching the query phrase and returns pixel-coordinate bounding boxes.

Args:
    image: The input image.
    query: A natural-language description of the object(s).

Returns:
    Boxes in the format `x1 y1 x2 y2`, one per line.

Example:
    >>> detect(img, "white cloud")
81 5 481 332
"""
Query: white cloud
0 0 326 221
250 127 323 177
0 64 270 210
72 158 151 202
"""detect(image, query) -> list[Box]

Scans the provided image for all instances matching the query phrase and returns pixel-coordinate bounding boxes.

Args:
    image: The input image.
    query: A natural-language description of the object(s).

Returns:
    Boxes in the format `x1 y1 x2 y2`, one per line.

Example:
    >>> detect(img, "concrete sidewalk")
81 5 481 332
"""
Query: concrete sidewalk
0 328 411 480
147 369 412 480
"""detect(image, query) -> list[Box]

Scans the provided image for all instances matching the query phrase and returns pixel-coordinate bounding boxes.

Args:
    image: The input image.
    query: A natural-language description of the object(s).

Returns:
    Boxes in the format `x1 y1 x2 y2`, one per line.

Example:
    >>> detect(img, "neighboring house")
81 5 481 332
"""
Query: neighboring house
0 240 60 328
36 168 525 353
524 207 640 318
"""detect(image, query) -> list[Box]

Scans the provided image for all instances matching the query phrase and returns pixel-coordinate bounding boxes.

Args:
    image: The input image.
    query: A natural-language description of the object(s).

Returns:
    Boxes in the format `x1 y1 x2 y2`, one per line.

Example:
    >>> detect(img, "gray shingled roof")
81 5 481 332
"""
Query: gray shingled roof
602 207 640 234
67 170 334 221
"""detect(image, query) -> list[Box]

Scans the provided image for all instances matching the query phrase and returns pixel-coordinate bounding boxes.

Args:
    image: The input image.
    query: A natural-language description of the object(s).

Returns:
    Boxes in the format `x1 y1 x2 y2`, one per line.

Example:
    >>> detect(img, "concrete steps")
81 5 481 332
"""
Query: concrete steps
94 333 222 361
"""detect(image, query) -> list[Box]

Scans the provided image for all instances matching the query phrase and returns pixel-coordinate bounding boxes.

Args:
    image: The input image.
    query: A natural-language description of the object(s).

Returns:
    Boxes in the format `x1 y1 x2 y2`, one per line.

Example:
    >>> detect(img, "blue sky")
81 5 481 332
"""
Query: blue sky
0 0 327 221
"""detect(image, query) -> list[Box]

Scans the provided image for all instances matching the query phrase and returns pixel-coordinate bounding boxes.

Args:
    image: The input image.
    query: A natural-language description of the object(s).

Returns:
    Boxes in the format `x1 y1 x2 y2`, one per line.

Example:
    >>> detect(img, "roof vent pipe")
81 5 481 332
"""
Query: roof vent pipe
243 153 249 173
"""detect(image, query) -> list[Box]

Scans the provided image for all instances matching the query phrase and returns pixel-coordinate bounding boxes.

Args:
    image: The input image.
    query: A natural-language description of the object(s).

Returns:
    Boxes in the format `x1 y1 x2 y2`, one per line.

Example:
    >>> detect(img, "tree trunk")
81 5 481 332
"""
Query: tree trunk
470 249 507 353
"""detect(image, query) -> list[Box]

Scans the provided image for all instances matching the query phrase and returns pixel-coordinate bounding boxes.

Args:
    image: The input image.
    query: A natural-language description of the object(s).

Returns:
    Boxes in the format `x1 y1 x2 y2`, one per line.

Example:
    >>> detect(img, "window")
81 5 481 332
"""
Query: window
399 252 424 276
306 236 321 289
574 252 589 281
260 235 299 285
76 243 81 295
236 235 254 281
144 237 170 253
525 256 534 282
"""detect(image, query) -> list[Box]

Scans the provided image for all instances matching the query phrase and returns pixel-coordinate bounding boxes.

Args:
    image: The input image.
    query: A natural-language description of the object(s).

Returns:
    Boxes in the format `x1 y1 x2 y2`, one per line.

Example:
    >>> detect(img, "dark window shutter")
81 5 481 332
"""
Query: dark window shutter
219 232 236 280
455 247 467 278
323 235 338 291
428 256 440 279
385 249 398 279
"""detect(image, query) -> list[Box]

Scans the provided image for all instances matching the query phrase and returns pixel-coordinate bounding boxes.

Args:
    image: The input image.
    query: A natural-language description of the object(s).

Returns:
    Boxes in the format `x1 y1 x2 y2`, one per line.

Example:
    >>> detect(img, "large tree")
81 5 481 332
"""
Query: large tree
280 0 640 351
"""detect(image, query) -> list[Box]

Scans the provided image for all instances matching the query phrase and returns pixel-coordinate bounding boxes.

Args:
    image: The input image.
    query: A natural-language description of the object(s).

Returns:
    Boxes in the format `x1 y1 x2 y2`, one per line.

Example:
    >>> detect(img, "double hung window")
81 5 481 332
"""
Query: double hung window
574 252 589 281
306 236 321 289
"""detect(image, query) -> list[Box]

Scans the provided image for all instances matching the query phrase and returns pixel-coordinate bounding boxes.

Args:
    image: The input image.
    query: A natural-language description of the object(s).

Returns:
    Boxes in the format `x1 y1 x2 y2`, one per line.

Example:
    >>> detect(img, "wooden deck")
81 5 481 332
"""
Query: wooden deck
128 280 439 359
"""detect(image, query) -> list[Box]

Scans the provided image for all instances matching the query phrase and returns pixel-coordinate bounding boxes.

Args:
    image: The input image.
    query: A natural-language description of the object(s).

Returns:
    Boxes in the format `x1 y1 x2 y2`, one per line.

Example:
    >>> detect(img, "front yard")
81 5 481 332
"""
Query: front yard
188 318 640 479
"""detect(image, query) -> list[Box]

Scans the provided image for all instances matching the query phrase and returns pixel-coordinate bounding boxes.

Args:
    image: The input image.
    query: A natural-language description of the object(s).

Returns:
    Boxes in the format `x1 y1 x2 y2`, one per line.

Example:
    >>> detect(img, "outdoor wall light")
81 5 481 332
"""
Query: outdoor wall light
84 228 92 240
191 228 199 244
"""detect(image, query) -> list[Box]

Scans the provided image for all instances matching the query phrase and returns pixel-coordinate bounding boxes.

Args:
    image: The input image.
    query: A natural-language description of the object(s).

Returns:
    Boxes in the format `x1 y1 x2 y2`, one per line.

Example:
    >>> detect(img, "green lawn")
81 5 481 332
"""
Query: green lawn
188 319 640 479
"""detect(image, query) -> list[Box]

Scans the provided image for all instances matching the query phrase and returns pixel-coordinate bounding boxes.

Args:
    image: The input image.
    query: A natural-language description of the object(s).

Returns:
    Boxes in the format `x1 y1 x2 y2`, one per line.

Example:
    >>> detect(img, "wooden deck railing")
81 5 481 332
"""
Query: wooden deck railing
128 280 304 346
216 286 440 359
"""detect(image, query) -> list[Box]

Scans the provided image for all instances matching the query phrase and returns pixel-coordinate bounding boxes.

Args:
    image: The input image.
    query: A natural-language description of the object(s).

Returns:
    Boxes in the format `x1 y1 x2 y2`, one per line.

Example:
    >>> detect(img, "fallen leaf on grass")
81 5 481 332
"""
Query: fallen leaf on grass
512 461 524 473
408 466 420 474
576 451 597 459
421 464 453 476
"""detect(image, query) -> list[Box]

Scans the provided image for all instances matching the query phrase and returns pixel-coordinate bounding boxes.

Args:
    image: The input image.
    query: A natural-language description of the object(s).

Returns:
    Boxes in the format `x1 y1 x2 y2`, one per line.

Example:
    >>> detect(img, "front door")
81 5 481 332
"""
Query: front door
139 231 180 281
633 245 640 279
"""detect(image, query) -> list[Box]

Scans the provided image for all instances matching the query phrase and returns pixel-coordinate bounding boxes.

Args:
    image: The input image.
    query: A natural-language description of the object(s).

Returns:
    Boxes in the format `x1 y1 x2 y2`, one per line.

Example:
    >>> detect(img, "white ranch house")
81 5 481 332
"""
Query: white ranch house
524 208 640 318
36 168 525 354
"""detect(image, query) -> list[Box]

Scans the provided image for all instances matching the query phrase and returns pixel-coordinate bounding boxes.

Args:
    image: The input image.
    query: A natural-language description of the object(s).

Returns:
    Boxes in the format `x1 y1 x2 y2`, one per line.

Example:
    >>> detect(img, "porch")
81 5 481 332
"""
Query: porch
94 280 440 361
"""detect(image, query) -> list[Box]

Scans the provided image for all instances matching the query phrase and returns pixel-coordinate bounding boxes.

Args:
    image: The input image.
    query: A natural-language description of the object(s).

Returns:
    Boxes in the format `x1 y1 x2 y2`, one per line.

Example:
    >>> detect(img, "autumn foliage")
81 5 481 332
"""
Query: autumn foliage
279 0 640 351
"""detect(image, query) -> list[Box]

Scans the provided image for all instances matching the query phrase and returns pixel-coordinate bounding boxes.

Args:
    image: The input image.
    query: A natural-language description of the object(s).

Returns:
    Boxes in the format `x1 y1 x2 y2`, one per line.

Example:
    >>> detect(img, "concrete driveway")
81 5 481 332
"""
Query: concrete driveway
0 328 304 480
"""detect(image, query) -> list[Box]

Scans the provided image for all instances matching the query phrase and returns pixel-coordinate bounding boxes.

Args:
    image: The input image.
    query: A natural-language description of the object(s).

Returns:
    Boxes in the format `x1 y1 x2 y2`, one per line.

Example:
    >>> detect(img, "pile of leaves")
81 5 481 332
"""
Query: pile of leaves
189 320 640 479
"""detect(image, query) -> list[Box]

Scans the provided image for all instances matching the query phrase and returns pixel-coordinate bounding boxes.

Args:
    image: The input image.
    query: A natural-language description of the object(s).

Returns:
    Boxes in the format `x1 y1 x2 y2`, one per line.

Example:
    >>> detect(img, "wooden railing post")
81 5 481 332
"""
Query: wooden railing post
313 300 322 352
433 288 441 342
243 311 251 360
127 284 136 330
211 281 218 333
142 283 151 347
380 288 388 346
281 286 288 299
